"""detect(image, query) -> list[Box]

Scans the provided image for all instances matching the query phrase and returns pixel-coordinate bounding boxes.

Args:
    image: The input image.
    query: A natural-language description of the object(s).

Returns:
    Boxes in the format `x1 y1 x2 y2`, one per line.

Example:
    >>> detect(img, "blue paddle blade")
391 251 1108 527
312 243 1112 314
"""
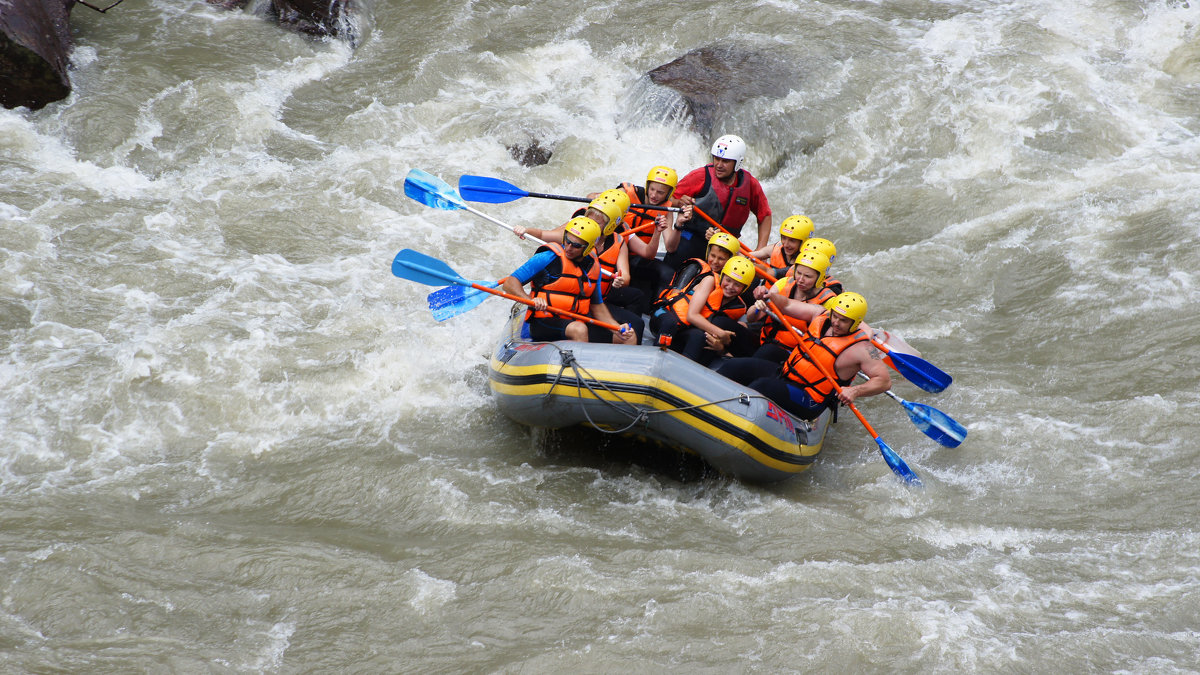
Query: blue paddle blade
390 249 466 287
903 400 967 448
458 175 527 204
428 281 498 321
877 439 922 486
888 350 952 393
403 169 466 211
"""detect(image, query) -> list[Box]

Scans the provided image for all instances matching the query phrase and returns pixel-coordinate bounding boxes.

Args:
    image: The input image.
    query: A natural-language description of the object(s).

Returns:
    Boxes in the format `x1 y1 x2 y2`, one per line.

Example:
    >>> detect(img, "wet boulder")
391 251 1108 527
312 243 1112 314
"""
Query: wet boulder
646 46 800 136
507 140 552 168
209 0 359 41
0 0 75 110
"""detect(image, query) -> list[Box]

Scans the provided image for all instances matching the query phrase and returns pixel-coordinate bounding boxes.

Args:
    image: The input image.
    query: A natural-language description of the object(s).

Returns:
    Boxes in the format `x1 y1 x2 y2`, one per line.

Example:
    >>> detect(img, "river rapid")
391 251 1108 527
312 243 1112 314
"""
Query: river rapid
2 0 1199 671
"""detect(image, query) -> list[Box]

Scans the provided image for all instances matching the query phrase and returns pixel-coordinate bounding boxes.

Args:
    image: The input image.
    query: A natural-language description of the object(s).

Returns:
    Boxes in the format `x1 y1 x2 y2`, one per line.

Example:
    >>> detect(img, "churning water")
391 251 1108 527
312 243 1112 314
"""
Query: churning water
2 0 1200 671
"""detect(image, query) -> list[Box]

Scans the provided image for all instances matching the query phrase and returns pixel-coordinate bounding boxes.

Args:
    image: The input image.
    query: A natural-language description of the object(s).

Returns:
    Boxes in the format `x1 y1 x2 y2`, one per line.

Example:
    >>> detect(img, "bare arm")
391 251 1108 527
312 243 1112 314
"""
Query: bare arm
746 242 772 261
614 241 632 289
756 214 773 251
685 277 731 342
764 288 823 322
835 342 891 405
590 303 635 344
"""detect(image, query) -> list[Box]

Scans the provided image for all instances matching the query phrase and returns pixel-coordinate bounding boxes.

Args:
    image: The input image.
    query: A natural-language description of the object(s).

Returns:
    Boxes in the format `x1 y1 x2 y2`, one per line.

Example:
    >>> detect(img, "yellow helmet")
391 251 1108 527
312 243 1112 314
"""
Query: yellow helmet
830 291 867 331
801 237 837 264
793 250 830 288
587 189 630 236
779 215 814 242
646 165 678 197
707 232 741 257
564 216 602 256
722 256 756 288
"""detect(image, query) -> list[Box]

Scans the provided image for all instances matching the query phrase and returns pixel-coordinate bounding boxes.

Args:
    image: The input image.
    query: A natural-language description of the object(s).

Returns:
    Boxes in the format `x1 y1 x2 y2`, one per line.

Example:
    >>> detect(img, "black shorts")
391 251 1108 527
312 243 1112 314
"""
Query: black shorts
527 316 615 343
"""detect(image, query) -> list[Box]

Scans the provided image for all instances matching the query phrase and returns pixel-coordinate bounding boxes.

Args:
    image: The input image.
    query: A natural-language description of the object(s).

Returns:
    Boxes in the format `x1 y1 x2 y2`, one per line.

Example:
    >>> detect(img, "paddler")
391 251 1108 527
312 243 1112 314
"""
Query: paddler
502 216 635 345
655 256 759 366
664 134 772 268
746 215 814 278
511 189 645 341
648 232 740 339
586 165 682 301
745 249 837 363
716 292 890 419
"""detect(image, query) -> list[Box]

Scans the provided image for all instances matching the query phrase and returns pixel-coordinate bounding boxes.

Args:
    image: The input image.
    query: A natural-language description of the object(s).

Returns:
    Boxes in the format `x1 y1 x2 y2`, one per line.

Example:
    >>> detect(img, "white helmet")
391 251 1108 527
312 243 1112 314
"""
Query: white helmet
710 134 747 172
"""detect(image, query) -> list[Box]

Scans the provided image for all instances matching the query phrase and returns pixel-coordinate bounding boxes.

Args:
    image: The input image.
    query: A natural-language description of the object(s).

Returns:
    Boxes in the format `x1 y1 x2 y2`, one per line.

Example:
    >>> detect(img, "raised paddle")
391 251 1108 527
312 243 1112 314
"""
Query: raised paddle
392 249 626 333
404 168 615 279
690 204 952 393
404 169 551 247
763 302 921 485
458 174 683 213
857 373 967 448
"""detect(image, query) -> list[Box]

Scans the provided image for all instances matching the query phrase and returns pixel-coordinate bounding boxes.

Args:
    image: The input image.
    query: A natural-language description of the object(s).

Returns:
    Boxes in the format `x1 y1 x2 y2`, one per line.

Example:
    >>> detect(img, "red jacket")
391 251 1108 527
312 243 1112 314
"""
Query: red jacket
674 165 771 236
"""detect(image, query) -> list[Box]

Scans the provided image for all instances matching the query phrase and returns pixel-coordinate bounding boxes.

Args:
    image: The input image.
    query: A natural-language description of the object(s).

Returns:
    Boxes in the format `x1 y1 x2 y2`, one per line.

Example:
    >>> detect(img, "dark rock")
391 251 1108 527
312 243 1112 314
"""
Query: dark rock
647 45 800 136
0 0 75 110
207 0 358 41
508 140 552 167
267 0 353 39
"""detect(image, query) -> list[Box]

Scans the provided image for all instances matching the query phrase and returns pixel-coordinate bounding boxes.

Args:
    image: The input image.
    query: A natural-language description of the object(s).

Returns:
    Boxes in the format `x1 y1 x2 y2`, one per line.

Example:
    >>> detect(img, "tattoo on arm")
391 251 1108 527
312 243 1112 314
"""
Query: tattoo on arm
868 346 883 360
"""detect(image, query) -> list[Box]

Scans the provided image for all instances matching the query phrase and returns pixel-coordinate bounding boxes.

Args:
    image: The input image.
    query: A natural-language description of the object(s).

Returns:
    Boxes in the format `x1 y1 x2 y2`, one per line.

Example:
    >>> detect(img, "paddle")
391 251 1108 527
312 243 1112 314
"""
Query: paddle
427 280 499 322
458 175 683 213
690 204 952 393
868 338 951 393
404 168 618 281
857 373 967 448
763 302 921 485
392 249 624 332
404 169 551 246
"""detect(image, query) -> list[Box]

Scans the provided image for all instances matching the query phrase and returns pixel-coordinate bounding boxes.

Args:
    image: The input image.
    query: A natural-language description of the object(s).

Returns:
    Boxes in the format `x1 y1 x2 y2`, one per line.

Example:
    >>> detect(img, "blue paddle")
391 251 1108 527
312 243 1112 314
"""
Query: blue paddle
458 174 682 212
427 281 499 322
870 338 953 394
404 168 614 280
858 374 967 448
392 249 625 332
404 169 551 246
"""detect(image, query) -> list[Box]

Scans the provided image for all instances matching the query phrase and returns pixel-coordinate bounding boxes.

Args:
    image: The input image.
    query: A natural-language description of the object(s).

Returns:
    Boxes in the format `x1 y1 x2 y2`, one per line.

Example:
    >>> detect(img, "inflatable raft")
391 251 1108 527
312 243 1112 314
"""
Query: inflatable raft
488 307 832 483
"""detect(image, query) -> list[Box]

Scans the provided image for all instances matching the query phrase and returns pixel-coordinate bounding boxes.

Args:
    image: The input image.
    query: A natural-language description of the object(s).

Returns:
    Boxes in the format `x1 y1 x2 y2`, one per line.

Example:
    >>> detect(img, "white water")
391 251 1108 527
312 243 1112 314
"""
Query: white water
2 0 1200 671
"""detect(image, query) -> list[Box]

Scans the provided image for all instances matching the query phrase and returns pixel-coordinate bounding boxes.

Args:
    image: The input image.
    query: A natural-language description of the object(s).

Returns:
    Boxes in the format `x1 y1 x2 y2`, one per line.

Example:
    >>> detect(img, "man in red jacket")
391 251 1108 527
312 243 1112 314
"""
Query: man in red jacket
664 134 772 269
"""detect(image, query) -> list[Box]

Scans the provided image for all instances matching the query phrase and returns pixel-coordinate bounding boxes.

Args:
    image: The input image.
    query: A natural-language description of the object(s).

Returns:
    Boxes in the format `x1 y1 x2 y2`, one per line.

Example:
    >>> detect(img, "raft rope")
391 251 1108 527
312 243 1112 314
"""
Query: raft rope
536 341 797 435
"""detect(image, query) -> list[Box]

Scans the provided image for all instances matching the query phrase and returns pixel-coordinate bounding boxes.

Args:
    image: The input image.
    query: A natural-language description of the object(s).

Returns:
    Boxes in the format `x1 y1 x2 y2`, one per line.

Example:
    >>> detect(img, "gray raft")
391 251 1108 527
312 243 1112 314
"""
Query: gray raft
488 307 832 483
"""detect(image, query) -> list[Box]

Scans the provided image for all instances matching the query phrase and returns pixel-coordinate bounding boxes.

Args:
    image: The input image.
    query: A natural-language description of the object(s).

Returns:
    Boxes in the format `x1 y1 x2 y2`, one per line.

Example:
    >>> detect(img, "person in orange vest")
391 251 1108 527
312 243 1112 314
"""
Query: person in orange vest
744 250 836 363
665 134 772 268
648 231 740 338
716 292 890 420
501 216 635 344
746 215 814 279
586 166 684 302
586 165 680 261
798 237 844 297
655 256 758 366
510 189 645 340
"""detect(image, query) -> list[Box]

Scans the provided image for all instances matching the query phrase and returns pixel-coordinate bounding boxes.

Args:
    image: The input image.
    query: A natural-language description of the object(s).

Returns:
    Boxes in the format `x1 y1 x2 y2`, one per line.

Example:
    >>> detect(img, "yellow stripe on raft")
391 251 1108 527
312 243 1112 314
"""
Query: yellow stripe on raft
489 357 823 473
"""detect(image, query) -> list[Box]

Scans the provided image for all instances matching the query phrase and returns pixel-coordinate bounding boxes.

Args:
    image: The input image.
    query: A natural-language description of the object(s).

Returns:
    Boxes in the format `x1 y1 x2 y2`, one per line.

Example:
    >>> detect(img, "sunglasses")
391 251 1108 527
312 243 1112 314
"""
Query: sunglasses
563 237 587 250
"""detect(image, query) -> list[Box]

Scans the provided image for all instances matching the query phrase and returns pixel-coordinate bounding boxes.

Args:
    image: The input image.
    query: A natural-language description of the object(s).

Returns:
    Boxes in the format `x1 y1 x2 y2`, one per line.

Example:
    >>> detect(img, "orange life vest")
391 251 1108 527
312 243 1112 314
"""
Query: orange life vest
596 233 625 296
619 181 658 244
760 280 837 348
652 258 710 311
781 313 869 404
524 242 599 321
669 282 748 325
768 242 799 270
